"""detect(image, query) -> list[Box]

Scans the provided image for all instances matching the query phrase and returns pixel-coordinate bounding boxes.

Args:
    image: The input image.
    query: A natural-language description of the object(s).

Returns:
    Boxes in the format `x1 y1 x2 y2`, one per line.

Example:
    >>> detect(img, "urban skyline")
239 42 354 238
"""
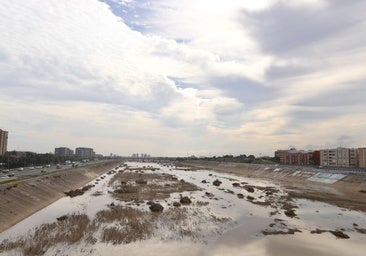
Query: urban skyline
3 127 366 166
2 125 365 158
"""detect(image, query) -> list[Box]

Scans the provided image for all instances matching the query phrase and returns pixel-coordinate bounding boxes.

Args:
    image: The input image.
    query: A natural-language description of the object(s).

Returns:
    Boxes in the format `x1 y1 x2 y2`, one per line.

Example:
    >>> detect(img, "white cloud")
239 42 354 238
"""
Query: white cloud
0 0 365 156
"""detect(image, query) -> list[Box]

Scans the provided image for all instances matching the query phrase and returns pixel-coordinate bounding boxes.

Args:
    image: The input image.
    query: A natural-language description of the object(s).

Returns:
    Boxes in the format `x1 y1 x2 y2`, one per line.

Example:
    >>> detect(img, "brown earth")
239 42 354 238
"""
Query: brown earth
0 161 121 233
183 161 366 212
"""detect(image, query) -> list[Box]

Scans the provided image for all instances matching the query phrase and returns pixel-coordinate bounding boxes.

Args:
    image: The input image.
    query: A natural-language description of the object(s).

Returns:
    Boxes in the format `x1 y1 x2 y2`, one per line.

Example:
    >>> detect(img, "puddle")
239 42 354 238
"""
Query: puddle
0 162 365 255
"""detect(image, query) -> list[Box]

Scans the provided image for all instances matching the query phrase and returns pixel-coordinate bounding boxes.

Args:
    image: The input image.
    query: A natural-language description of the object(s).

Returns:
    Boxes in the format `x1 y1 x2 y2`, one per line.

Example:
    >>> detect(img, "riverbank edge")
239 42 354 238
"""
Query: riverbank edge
0 160 121 233
183 160 366 212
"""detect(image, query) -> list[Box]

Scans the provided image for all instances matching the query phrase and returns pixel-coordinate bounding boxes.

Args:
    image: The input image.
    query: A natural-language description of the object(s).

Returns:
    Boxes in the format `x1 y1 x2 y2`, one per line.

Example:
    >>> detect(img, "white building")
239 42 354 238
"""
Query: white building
320 147 358 167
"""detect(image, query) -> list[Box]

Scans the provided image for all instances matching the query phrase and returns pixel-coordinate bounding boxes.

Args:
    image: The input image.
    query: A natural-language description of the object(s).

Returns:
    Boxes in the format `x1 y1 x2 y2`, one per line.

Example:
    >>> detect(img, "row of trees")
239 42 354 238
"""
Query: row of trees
0 151 91 169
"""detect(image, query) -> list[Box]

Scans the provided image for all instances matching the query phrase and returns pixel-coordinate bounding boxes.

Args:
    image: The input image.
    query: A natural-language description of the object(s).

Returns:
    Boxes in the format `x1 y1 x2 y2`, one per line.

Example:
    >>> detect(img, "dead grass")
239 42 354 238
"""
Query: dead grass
0 165 237 253
195 201 209 207
92 191 103 197
154 207 231 241
0 204 233 254
96 206 154 244
110 172 198 202
0 214 91 256
262 228 302 236
96 206 146 223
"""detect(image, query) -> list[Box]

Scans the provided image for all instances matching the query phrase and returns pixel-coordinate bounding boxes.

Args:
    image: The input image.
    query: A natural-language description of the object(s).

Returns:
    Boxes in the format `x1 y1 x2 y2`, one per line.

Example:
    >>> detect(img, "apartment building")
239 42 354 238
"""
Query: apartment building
276 146 364 168
274 148 317 165
358 148 366 168
320 149 337 166
0 129 8 156
54 147 74 157
320 147 358 167
349 148 358 167
75 147 95 159
274 150 287 164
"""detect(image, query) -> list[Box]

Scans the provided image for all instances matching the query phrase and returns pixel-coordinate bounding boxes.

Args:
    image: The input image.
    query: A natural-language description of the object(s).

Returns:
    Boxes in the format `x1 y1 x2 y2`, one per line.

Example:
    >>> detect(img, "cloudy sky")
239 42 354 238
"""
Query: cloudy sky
1 0 366 157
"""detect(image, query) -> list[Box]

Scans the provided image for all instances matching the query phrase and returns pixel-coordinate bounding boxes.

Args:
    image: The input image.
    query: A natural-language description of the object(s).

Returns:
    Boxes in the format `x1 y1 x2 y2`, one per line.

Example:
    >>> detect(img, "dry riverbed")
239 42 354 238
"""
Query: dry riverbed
0 162 365 256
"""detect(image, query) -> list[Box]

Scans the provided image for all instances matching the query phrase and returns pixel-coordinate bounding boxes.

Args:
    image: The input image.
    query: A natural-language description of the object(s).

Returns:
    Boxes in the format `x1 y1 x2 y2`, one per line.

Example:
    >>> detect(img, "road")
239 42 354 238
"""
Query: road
0 160 109 181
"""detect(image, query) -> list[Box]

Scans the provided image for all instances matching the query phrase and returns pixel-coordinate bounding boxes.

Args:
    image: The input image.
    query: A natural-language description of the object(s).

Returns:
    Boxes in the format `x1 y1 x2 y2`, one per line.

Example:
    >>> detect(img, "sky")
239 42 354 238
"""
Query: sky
1 0 366 157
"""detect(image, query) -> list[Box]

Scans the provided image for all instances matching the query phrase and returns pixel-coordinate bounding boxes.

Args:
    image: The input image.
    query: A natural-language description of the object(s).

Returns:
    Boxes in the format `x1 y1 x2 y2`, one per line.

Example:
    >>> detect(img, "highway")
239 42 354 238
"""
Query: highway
0 160 109 181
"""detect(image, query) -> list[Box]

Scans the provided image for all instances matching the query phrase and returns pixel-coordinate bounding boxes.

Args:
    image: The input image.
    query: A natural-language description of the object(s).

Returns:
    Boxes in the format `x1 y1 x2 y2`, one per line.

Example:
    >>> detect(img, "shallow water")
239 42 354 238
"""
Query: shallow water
1 162 365 256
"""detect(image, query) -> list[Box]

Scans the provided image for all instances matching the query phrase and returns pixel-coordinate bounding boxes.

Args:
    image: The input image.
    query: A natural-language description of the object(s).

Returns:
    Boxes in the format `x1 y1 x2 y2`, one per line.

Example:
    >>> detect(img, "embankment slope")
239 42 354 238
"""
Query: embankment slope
184 161 366 212
0 161 120 233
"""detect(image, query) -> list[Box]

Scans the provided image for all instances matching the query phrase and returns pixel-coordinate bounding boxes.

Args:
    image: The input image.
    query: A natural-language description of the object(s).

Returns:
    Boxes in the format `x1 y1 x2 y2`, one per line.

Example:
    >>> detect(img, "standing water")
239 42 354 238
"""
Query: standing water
0 162 365 256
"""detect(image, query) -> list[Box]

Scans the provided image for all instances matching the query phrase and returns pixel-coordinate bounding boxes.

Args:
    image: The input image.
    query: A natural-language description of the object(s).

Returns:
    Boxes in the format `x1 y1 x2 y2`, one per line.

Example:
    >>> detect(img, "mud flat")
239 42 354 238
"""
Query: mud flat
0 161 365 256
183 161 366 212
0 160 121 233
0 163 232 255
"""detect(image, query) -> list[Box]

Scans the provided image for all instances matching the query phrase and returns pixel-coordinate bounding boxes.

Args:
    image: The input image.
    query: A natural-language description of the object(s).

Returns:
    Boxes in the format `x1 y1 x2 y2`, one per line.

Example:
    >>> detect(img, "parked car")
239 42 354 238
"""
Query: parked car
17 168 24 171
7 173 15 177
1 169 9 173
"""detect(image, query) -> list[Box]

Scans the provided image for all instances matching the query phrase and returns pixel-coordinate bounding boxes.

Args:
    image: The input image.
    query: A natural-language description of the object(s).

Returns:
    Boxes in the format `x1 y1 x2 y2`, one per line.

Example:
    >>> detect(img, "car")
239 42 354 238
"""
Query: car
29 167 35 170
1 169 9 173
41 170 46 173
46 164 51 168
7 173 15 177
17 168 24 171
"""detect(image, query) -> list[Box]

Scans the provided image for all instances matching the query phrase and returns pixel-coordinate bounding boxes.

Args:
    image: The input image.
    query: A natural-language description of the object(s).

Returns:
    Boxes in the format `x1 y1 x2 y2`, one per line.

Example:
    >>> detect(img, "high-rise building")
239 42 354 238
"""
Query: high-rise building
358 148 366 168
75 147 95 159
55 147 74 156
0 129 8 156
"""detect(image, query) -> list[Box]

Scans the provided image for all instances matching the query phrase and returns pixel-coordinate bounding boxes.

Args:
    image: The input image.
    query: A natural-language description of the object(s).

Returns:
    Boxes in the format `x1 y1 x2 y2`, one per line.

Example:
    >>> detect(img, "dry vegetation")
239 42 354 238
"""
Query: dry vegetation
0 214 92 255
98 207 153 244
0 166 233 255
0 205 232 255
109 171 198 202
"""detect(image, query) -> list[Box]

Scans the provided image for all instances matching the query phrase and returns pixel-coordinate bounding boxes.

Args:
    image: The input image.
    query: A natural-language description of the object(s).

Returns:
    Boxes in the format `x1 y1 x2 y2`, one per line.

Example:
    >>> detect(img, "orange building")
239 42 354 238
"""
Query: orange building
275 148 316 165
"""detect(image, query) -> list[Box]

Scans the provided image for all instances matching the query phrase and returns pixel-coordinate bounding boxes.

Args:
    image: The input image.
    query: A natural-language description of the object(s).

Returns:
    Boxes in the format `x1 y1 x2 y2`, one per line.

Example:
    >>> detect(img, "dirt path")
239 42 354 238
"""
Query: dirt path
183 161 366 212
0 161 121 233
